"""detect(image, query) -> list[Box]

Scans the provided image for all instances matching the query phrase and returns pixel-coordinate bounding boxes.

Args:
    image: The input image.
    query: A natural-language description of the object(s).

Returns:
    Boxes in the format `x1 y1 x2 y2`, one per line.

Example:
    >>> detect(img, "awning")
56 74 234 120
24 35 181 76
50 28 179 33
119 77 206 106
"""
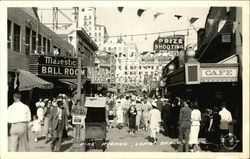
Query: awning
59 79 77 89
18 70 54 91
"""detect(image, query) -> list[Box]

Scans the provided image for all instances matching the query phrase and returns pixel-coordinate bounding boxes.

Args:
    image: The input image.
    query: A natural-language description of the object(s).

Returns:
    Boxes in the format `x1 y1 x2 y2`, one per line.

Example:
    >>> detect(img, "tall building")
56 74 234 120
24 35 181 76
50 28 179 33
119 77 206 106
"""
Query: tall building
78 7 109 46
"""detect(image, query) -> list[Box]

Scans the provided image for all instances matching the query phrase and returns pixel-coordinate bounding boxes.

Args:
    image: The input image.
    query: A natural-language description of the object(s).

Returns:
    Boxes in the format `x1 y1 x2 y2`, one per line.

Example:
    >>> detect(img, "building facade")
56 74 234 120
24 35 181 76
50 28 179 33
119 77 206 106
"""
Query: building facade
162 7 242 148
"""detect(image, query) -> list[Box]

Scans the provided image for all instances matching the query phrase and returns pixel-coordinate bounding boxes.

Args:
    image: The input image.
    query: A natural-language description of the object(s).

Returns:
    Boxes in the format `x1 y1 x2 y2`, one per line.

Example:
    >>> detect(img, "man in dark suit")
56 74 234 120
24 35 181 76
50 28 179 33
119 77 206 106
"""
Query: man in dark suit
161 99 171 136
49 97 68 152
178 99 192 152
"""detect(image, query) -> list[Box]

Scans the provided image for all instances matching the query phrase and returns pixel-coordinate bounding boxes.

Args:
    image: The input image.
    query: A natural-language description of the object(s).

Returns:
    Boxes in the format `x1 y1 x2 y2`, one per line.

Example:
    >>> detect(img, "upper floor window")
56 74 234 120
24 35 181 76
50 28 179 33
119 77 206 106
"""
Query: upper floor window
25 27 31 54
7 20 12 49
13 23 21 52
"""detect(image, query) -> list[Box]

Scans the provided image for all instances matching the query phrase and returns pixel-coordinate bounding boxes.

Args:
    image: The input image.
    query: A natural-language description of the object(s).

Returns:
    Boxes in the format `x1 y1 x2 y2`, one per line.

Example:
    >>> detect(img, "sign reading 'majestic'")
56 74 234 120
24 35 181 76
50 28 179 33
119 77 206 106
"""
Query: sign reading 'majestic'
153 35 185 51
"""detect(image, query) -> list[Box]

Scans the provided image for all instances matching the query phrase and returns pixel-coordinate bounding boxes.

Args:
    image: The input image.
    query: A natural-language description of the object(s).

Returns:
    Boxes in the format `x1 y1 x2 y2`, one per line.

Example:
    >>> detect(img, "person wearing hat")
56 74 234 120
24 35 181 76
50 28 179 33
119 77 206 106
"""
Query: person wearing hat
128 102 137 135
49 97 68 152
8 93 31 151
148 101 161 144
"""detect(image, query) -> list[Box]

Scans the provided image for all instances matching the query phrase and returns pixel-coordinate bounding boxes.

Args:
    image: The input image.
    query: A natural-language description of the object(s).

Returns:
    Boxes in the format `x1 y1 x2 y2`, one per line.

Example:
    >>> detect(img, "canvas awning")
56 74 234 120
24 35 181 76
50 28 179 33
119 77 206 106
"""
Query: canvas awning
18 70 53 91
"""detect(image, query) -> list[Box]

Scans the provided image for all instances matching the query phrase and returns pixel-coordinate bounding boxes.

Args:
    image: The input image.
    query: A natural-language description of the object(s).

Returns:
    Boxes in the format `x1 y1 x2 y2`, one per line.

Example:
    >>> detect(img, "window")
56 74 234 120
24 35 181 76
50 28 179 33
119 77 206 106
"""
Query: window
118 66 121 70
94 32 97 36
99 27 101 31
84 16 87 19
152 66 154 69
42 37 46 54
130 66 133 69
31 31 36 53
7 20 12 49
89 16 91 19
25 27 31 54
38 34 42 54
125 72 127 75
47 39 51 54
99 33 101 36
13 23 21 52
89 33 91 36
139 66 141 69
89 21 91 25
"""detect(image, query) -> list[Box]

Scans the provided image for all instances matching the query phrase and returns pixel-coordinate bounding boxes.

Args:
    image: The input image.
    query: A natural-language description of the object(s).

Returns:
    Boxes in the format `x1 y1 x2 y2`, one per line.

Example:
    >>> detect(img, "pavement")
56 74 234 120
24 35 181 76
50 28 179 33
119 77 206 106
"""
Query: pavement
8 123 211 152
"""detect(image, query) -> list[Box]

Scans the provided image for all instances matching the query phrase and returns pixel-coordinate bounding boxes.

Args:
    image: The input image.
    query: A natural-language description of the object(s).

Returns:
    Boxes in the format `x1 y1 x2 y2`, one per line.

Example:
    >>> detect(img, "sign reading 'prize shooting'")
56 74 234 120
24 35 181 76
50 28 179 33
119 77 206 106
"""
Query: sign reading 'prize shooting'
153 35 185 51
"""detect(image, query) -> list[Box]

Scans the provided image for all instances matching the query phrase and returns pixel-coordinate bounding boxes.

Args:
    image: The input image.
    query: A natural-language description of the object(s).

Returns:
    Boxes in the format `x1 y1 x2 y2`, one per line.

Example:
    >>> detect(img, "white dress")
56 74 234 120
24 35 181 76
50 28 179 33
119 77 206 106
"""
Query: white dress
116 104 124 124
30 120 41 132
189 109 201 144
36 101 45 122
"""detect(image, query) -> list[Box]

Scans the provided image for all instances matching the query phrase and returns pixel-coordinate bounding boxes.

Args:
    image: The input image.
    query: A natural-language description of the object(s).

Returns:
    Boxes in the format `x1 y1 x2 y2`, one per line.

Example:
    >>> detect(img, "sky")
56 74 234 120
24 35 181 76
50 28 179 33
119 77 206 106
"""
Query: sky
38 7 210 52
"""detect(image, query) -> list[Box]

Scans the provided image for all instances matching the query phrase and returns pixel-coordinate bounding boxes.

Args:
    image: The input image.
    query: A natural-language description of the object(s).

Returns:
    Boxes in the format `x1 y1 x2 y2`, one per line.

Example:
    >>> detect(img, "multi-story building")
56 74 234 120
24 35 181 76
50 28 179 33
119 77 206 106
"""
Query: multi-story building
78 7 109 46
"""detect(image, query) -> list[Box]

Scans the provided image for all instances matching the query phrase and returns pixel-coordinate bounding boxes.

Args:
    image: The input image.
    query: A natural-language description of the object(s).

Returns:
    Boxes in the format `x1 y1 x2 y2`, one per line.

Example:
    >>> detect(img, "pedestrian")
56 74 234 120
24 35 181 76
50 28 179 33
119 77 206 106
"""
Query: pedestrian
128 102 137 135
148 102 161 144
141 98 152 132
189 102 201 152
49 97 68 152
219 101 232 142
178 99 192 152
8 93 31 152
136 98 143 131
206 106 221 151
36 98 45 123
28 115 42 142
116 99 124 126
108 109 116 128
161 98 171 136
43 100 53 143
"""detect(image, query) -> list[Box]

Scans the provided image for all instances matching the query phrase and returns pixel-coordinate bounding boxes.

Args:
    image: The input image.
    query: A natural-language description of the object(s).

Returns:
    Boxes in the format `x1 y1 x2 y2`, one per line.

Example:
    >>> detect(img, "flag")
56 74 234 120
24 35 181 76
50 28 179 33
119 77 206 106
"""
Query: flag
218 20 227 32
232 21 239 33
207 18 214 26
137 9 146 17
189 17 199 24
153 12 164 20
174 15 182 20
118 7 124 13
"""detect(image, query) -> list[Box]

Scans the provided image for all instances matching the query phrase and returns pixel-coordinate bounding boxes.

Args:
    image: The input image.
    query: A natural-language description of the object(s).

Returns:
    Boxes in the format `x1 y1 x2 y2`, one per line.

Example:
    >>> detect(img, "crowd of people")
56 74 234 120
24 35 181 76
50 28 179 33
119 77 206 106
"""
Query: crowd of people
105 93 233 152
8 91 233 152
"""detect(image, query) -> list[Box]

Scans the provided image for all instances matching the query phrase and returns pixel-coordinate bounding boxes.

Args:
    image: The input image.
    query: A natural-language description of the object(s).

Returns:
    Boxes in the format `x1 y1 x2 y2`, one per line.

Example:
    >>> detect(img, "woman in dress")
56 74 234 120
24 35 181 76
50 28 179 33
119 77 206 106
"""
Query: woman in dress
36 98 45 123
141 98 152 132
189 102 201 152
128 102 137 135
136 98 143 131
116 99 124 126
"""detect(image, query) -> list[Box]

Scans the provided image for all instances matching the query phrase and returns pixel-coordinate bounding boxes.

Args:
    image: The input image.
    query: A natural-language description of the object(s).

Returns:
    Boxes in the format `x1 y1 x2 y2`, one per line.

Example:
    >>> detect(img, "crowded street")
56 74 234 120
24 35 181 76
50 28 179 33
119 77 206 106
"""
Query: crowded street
4 4 246 157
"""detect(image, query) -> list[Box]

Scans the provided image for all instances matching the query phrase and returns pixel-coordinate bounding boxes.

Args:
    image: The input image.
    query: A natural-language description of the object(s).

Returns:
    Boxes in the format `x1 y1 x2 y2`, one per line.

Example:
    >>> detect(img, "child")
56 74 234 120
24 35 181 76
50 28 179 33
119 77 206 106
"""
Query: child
29 115 42 142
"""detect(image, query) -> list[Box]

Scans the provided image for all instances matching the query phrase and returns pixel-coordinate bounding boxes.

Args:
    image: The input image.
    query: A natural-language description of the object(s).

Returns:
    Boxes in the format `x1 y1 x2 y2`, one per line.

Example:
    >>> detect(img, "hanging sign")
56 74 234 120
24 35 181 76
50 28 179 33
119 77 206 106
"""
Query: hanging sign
153 35 185 51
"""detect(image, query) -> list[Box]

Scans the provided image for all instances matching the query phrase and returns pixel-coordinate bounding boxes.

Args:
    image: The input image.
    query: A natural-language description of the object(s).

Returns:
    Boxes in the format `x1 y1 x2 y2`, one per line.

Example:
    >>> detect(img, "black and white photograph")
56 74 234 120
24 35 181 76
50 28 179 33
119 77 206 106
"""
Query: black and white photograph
0 1 249 159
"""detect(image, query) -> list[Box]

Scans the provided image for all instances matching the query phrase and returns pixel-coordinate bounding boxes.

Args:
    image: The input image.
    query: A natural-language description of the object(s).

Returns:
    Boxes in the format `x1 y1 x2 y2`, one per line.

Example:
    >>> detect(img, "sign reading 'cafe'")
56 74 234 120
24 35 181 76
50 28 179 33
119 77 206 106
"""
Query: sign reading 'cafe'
29 55 87 79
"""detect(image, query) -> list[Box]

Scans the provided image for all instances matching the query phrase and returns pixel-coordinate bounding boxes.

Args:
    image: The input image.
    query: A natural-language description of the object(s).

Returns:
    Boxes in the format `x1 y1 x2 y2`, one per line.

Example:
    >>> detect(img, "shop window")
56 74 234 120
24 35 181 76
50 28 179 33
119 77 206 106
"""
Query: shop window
7 20 12 49
13 23 21 52
25 27 31 55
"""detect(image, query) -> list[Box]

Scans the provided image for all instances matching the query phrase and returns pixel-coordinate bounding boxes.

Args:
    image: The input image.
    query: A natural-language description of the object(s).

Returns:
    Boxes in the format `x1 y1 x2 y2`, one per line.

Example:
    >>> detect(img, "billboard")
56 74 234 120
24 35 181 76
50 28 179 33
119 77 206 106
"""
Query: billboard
153 35 185 51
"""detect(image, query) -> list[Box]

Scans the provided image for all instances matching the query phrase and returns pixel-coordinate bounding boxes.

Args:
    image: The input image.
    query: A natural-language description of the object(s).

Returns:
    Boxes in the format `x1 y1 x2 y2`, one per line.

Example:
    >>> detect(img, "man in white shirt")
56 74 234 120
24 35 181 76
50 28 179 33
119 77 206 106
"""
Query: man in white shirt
8 93 31 152
219 102 232 139
149 102 161 144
